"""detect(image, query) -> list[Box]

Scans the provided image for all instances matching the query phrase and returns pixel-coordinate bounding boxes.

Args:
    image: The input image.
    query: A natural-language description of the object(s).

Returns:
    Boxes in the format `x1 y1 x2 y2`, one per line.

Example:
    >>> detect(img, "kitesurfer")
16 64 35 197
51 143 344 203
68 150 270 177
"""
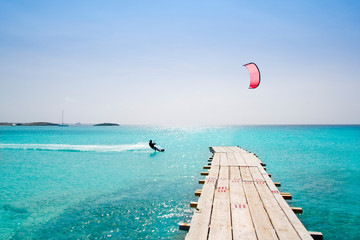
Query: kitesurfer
149 140 156 150
149 140 164 152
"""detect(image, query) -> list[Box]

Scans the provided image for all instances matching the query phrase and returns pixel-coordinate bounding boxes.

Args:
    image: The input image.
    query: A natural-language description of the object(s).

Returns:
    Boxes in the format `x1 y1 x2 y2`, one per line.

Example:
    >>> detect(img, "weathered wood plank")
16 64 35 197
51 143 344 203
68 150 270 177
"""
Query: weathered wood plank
186 165 219 240
240 166 278 240
220 147 229 152
262 173 313 240
229 146 247 153
231 146 243 152
222 146 232 152
211 153 221 166
257 163 268 176
220 152 227 166
233 152 247 166
237 147 250 154
241 153 262 166
225 146 237 153
211 146 220 153
227 152 237 166
249 167 301 239
229 166 257 240
208 166 232 240
212 146 224 152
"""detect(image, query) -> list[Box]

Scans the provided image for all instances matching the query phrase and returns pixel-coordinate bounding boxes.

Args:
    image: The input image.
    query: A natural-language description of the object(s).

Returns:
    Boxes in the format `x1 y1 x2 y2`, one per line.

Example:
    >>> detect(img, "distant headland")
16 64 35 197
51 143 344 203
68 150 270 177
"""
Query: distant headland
0 122 120 126
0 122 59 126
93 123 120 126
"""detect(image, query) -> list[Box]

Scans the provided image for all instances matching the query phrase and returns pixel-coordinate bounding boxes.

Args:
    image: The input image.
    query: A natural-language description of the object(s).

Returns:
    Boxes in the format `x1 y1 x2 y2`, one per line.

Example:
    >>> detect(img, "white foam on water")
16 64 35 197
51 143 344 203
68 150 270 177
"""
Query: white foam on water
0 143 149 152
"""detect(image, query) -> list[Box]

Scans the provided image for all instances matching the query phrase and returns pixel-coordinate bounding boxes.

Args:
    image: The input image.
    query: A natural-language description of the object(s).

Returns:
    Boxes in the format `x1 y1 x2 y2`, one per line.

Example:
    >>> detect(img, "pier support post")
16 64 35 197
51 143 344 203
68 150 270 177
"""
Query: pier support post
309 231 323 240
179 223 190 231
291 207 303 214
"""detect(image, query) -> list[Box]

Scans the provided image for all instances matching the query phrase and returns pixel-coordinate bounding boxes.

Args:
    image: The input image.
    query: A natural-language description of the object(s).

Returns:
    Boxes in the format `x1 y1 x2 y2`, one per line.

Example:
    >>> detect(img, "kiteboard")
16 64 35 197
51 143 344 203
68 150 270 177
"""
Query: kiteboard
153 146 165 152
152 146 165 152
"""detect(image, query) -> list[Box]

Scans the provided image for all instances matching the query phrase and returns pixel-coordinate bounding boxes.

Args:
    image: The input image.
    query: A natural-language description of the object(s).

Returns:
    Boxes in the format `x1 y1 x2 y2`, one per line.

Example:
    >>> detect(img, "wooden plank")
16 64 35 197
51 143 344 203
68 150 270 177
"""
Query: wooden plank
240 166 253 182
232 146 241 152
249 167 301 240
186 165 219 240
233 152 247 166
222 146 231 152
211 153 221 166
218 147 229 153
229 146 244 153
226 152 237 166
208 166 232 239
237 147 250 154
212 146 221 153
240 166 278 240
217 147 226 153
262 173 313 240
225 146 237 153
211 146 220 153
257 164 268 176
219 152 227 166
229 166 257 240
231 146 242 152
241 153 262 166
240 153 258 167
251 154 263 165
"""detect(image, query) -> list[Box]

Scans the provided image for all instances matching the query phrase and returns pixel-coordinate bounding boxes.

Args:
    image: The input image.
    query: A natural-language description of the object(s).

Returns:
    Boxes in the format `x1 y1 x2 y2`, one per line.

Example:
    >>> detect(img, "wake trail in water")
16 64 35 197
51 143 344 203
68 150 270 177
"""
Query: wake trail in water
0 143 150 152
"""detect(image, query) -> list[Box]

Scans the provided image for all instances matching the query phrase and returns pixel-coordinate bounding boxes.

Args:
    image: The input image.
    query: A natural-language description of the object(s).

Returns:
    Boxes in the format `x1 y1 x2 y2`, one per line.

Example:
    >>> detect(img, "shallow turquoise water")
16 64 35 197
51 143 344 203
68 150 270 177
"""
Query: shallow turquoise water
0 125 359 239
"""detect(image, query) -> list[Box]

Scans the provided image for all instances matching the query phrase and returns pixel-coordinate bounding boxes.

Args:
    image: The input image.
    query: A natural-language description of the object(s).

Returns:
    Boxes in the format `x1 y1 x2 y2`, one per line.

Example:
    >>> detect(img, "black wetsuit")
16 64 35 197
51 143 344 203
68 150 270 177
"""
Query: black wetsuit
149 140 163 152
149 141 158 151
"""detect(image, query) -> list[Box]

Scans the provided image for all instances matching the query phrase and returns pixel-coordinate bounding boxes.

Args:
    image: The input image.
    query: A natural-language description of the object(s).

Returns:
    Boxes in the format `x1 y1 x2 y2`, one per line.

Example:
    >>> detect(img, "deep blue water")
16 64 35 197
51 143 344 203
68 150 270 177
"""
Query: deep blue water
0 125 359 239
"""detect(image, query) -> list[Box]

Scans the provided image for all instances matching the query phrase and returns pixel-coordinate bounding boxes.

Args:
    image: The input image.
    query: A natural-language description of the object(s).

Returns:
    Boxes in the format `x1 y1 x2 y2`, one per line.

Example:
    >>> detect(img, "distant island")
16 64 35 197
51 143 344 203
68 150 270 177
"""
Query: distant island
93 123 120 126
0 122 120 126
0 122 16 126
0 122 59 126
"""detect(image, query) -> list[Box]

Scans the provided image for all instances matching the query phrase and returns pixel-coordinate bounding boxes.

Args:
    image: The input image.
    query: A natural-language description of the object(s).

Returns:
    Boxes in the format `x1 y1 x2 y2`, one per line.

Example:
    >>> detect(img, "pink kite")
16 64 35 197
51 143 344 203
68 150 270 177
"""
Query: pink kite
243 62 261 89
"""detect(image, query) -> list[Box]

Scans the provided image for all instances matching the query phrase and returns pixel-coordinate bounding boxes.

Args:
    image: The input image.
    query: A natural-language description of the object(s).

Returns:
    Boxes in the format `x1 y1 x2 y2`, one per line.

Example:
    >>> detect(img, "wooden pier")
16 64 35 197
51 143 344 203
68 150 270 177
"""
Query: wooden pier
183 146 321 240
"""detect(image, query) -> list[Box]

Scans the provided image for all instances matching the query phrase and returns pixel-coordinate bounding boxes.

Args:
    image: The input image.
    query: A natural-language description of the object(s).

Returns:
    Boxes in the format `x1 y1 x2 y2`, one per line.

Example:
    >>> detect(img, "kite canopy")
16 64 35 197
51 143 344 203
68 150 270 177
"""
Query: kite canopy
243 62 261 89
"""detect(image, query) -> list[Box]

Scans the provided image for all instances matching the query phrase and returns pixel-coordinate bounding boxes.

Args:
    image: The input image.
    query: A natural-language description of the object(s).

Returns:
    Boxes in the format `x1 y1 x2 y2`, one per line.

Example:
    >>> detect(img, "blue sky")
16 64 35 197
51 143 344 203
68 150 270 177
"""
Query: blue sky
1 0 359 125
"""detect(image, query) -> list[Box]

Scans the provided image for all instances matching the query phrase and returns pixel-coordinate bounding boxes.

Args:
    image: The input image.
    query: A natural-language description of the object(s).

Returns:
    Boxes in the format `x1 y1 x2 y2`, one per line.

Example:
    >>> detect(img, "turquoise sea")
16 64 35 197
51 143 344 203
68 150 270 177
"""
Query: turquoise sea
0 125 359 239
